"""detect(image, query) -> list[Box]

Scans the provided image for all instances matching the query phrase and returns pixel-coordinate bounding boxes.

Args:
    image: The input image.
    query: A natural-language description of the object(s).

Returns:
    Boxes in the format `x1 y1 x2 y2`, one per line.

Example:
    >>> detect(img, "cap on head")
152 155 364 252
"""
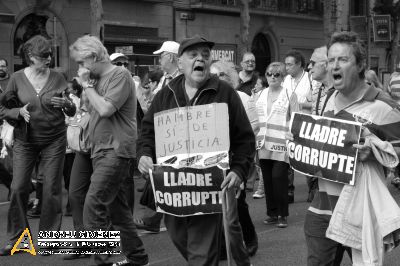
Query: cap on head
178 35 214 56
153 41 180 55
310 46 328 63
110 52 128 62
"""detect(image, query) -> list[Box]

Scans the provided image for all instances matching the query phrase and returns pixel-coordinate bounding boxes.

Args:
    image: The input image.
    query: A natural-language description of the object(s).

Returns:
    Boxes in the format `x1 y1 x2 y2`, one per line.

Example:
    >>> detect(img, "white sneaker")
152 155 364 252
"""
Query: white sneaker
253 191 265 199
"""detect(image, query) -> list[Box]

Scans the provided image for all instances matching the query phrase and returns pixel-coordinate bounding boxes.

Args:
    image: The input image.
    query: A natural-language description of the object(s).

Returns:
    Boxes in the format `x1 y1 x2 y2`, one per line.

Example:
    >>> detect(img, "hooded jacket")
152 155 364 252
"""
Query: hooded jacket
138 74 255 181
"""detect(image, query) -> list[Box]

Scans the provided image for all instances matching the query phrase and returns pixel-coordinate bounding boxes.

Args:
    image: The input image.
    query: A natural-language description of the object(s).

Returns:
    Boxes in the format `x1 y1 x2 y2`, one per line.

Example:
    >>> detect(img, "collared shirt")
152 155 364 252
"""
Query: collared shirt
153 69 180 95
282 70 312 104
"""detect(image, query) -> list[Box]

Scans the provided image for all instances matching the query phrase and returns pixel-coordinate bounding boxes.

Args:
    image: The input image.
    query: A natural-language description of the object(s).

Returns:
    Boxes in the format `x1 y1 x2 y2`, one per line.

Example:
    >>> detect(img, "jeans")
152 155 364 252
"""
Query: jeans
304 211 351 266
260 159 289 217
83 149 148 265
7 134 66 243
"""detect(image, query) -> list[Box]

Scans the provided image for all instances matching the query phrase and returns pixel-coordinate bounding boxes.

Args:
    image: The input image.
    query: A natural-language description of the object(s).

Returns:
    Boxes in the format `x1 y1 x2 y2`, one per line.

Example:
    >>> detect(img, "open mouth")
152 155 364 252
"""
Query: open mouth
194 66 204 72
333 73 342 82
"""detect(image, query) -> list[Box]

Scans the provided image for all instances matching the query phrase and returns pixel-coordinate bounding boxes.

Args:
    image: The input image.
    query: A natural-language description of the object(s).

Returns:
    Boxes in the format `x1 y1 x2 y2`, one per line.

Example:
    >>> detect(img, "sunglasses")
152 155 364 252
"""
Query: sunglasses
34 51 53 59
266 72 281 78
114 62 129 67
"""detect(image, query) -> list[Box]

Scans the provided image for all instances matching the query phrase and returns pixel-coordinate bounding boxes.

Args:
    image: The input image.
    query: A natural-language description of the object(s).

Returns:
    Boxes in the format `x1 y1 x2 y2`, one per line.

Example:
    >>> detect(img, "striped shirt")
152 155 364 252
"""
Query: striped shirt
309 85 400 216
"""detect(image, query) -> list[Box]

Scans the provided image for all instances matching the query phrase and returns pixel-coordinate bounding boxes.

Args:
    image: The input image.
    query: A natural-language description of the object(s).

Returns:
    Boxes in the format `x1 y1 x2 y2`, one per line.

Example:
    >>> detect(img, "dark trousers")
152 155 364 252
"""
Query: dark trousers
238 185 257 246
260 159 289 217
69 152 92 232
83 150 148 265
304 211 352 266
288 167 295 195
63 153 75 191
164 213 222 266
222 188 251 266
7 134 66 242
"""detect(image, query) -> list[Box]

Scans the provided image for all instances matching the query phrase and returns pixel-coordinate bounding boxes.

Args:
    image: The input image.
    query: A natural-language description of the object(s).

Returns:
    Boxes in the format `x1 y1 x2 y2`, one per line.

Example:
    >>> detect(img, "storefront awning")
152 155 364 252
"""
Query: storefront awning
0 2 15 24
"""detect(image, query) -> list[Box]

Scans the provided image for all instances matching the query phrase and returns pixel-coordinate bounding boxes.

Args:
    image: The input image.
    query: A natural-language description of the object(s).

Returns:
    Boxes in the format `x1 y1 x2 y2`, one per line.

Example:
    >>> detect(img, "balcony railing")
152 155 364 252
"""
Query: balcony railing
191 0 323 15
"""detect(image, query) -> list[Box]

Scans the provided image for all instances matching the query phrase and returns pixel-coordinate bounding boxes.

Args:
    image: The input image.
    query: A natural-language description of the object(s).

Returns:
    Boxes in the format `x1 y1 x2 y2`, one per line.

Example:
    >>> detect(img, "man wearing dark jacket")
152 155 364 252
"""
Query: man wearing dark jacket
138 35 255 265
237 52 258 96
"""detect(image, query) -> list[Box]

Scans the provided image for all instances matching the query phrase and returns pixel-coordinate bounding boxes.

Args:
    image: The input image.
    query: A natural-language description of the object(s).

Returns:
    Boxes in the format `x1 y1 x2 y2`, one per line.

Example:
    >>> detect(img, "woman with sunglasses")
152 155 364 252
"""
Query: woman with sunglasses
0 35 76 256
256 62 299 229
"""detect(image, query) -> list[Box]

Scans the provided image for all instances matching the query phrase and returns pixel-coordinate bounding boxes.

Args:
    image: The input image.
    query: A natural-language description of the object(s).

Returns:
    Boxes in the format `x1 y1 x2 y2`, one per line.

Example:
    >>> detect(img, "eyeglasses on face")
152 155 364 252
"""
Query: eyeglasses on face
114 62 129 67
243 60 255 65
266 72 281 78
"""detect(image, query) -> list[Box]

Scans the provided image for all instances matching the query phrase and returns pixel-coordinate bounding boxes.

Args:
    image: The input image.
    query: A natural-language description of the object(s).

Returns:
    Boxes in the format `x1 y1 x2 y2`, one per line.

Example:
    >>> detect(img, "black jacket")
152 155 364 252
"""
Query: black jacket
138 74 255 181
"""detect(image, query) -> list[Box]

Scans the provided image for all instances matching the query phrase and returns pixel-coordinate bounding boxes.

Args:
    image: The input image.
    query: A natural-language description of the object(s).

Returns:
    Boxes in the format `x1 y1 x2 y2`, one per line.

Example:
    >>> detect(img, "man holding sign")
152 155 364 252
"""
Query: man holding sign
138 35 255 265
291 32 400 265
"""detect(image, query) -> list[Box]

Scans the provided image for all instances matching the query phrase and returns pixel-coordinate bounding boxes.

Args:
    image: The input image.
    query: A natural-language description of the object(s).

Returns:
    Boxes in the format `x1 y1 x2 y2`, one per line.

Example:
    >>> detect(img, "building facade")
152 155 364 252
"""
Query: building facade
0 0 326 79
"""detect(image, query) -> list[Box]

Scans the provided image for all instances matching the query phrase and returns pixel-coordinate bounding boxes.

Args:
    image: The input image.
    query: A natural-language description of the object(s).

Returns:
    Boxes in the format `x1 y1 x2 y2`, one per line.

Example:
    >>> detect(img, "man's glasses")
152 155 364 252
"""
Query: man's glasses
114 62 129 67
243 60 255 65
266 72 281 78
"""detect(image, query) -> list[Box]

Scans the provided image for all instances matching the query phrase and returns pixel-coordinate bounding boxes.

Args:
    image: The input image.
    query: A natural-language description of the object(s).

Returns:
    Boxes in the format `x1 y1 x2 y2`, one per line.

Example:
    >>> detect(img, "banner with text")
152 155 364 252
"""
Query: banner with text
154 103 230 169
287 112 362 185
149 165 224 216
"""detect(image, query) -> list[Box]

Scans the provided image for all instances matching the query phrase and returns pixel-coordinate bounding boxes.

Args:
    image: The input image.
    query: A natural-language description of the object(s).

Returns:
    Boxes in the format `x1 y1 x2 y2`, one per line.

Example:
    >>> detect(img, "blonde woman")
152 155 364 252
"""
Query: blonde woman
256 62 299 228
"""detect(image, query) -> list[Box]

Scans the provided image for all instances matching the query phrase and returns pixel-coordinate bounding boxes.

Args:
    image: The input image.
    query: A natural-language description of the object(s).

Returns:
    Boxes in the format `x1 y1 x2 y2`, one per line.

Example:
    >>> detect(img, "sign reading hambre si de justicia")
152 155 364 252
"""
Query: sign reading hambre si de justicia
150 103 230 216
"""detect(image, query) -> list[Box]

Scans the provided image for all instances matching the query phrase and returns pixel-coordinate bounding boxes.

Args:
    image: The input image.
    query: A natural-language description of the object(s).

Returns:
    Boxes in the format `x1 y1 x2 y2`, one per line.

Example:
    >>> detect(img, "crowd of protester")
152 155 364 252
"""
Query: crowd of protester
0 30 400 266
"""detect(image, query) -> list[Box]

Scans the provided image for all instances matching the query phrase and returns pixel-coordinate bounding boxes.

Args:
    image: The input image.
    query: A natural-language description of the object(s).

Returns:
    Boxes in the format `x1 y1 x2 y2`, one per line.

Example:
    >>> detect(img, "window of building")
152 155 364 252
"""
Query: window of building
13 13 66 72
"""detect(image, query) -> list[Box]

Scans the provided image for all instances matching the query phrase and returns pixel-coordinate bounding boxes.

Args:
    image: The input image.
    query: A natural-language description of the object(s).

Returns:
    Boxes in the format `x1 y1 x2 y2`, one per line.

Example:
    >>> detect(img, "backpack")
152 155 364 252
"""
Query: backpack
66 110 90 153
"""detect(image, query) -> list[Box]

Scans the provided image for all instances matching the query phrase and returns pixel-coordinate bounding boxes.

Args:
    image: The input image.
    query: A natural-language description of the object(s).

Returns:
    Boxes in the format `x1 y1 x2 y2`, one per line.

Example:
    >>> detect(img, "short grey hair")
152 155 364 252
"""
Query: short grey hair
69 35 110 63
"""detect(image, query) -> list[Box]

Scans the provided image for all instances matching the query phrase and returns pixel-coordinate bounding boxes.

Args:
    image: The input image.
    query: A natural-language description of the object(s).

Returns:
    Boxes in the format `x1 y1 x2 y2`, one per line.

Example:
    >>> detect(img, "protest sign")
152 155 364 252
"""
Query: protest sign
149 165 224 216
154 103 230 168
287 112 362 185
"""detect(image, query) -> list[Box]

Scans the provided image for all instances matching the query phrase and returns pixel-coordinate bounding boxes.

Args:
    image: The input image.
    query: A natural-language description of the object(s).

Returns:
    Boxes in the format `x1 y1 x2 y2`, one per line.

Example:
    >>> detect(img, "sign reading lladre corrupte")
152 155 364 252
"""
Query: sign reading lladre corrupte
151 103 230 216
287 112 362 185
149 165 224 216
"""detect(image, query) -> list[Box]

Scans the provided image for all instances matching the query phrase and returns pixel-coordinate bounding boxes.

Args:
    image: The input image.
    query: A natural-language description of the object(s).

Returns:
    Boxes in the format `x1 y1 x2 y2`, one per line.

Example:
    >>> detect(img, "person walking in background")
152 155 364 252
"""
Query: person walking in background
283 50 312 204
306 46 334 202
237 52 258 96
0 35 76 256
210 59 259 258
257 62 299 228
70 35 148 266
152 41 180 95
0 58 10 92
138 69 163 114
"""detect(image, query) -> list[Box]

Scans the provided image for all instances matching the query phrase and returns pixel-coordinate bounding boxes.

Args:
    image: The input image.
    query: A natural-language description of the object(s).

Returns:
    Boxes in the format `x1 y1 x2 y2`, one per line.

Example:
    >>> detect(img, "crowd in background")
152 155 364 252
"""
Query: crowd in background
0 30 400 266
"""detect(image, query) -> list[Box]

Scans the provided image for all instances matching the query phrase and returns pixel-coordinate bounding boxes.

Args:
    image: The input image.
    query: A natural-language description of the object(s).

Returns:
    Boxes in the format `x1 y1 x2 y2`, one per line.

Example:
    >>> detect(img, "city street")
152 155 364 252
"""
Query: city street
1 173 400 266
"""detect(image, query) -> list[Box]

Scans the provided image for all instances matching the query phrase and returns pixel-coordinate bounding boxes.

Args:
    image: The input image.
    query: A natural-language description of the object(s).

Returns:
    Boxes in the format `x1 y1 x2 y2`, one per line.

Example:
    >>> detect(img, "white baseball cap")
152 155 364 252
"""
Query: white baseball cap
153 41 180 55
110 52 128 62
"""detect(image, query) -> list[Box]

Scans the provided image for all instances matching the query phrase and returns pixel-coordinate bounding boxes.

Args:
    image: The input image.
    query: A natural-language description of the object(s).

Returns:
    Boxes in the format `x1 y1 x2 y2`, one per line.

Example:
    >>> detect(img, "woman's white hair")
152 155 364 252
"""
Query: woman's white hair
69 35 110 62
211 60 239 89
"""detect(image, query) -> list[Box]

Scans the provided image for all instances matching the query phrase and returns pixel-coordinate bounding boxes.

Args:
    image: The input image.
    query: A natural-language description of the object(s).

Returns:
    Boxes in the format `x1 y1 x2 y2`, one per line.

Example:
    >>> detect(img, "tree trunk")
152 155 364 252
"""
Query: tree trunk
90 0 104 42
238 0 250 61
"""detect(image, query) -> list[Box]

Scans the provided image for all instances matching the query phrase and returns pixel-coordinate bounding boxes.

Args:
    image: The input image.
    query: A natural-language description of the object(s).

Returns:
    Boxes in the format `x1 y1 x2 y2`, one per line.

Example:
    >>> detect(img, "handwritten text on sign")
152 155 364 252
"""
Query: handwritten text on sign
149 165 224 216
287 112 361 185
154 103 230 159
